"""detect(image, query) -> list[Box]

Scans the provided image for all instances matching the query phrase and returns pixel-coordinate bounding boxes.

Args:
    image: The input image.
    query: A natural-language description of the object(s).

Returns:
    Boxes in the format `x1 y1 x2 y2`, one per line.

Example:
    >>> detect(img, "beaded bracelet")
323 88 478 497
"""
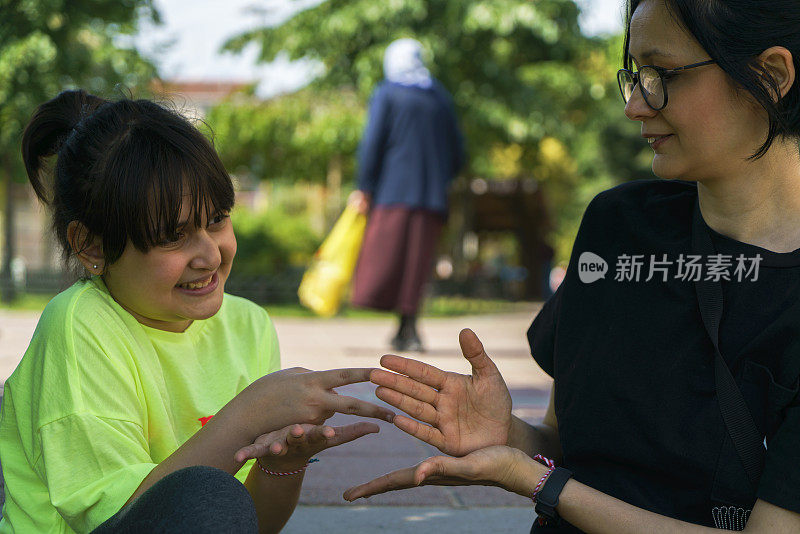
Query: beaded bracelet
256 457 319 476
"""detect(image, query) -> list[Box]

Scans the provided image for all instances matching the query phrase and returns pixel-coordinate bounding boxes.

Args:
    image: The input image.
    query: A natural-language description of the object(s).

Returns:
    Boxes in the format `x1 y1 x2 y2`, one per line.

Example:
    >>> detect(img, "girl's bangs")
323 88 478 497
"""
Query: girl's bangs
124 126 235 251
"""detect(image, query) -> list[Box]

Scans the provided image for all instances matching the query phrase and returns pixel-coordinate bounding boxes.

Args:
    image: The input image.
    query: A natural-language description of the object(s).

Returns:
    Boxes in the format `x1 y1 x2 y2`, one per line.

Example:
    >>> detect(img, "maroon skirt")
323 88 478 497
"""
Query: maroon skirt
351 206 444 314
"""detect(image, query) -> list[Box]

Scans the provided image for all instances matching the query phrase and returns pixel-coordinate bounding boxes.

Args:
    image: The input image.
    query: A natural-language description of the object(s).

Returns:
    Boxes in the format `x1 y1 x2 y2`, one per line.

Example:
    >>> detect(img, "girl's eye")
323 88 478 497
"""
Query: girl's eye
159 232 185 247
210 213 230 226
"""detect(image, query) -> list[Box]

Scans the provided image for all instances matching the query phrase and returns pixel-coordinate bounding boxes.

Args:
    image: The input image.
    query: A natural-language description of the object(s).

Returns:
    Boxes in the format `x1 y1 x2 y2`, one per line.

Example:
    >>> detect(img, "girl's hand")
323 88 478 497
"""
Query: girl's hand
370 329 512 457
234 422 380 471
343 445 541 501
230 367 396 438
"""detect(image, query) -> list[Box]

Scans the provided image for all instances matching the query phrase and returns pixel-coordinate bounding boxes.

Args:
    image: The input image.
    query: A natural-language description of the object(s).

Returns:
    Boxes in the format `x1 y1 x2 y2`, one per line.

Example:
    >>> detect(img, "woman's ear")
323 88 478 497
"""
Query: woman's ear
67 221 105 274
758 46 796 100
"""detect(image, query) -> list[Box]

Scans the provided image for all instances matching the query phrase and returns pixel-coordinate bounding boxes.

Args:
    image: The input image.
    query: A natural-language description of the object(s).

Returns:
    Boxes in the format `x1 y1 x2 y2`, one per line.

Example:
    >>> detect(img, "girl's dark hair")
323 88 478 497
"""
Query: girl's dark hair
623 0 800 159
21 90 235 267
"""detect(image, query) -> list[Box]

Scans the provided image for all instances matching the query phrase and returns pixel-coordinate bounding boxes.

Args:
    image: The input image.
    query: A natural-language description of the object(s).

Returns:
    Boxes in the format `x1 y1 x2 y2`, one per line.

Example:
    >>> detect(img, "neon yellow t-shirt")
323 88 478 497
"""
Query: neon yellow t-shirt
0 277 280 533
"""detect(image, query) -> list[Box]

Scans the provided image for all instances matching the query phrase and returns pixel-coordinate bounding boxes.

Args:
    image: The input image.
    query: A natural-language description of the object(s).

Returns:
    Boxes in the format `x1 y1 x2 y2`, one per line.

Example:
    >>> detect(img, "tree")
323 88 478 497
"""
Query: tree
219 0 646 264
0 0 159 301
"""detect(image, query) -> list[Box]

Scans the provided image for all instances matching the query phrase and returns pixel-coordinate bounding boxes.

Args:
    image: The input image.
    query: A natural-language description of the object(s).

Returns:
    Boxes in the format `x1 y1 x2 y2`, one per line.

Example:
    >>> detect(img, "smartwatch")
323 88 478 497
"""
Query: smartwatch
534 467 573 523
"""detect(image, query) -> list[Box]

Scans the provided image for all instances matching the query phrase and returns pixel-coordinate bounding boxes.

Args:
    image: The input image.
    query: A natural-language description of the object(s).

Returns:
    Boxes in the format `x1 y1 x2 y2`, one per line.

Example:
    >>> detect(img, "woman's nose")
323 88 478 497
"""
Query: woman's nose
624 86 659 121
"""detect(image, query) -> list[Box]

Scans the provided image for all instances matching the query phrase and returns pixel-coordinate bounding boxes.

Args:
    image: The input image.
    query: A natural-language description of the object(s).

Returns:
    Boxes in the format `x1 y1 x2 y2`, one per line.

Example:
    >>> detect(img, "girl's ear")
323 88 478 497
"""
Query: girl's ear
758 46 796 100
67 221 105 274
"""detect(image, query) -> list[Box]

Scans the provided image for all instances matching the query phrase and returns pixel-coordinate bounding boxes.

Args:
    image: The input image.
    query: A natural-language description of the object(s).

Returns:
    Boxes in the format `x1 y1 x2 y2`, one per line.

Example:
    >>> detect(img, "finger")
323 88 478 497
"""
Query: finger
371 369 438 404
392 414 445 450
305 424 336 445
416 455 469 484
234 442 274 463
343 466 419 501
379 355 447 390
325 422 380 449
315 368 376 388
458 329 500 380
286 424 306 442
327 393 396 422
375 386 438 425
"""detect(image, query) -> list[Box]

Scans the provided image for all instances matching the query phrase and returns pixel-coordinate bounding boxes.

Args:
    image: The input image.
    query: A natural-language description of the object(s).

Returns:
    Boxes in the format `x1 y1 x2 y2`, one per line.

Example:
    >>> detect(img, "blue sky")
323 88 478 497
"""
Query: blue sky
134 0 626 97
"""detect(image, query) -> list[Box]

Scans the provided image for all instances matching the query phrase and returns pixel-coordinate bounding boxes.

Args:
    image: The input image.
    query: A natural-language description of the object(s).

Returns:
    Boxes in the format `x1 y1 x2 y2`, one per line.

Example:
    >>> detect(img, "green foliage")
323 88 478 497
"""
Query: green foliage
218 0 649 265
208 88 364 183
0 0 159 175
230 205 321 276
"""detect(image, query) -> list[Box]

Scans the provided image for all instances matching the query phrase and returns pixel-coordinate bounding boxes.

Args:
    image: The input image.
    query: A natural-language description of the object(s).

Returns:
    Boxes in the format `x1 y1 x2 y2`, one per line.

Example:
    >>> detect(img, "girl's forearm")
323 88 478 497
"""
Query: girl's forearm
244 462 303 534
123 398 264 506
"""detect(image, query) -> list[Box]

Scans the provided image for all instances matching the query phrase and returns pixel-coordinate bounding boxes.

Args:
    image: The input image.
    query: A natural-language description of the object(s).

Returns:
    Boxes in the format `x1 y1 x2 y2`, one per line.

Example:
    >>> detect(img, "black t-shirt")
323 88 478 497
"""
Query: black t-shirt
528 180 800 532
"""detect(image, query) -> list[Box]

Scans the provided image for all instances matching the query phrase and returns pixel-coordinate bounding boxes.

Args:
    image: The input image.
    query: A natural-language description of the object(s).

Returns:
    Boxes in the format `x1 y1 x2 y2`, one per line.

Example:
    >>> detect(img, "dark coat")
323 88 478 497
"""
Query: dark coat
357 80 465 214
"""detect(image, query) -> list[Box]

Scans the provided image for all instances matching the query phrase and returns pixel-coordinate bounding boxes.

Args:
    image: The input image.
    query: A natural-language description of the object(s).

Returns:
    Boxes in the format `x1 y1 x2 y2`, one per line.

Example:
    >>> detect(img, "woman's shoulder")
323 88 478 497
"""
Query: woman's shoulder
585 179 696 224
592 179 696 208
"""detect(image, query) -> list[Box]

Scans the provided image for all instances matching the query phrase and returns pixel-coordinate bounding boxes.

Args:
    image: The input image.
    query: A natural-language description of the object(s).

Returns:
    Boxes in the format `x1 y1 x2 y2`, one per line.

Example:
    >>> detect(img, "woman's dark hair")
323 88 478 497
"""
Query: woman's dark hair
21 90 235 268
623 0 800 159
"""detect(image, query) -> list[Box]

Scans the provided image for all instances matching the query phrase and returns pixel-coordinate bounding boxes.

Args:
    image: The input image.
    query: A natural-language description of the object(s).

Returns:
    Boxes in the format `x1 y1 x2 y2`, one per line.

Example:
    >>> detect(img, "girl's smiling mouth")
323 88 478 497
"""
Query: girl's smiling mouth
176 271 219 295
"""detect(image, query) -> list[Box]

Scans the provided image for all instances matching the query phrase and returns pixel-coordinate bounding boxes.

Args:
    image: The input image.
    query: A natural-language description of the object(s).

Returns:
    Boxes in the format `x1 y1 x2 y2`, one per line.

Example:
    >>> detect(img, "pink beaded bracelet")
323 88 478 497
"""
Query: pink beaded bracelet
256 457 319 476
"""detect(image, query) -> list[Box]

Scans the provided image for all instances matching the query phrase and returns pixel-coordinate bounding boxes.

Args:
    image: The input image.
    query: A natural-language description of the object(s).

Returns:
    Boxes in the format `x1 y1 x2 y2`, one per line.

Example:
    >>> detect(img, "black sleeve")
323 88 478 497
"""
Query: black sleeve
524 186 616 379
757 390 800 514
526 282 563 378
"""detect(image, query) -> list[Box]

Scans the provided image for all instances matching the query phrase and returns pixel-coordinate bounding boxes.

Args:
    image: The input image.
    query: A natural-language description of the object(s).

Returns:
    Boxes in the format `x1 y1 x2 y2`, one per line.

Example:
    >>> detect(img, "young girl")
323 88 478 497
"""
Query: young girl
0 90 395 533
344 0 800 532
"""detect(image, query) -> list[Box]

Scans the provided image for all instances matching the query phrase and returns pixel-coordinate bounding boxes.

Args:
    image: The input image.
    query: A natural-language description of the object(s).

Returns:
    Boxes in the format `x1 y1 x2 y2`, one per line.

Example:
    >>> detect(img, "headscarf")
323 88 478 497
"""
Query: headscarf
383 38 432 89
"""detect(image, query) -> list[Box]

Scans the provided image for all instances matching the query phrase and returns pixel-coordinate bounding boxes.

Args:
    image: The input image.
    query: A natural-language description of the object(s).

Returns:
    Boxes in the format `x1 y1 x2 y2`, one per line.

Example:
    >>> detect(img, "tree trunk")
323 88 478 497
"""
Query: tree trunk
1 156 16 302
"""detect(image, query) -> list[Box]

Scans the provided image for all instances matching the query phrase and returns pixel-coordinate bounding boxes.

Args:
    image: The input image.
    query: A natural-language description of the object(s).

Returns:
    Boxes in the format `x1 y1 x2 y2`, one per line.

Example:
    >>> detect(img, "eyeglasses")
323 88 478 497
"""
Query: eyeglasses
617 59 716 111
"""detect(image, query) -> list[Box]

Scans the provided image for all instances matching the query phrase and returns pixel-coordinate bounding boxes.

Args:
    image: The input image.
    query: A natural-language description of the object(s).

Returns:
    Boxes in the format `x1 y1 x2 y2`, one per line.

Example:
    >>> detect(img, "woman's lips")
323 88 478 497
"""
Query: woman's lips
648 134 673 149
175 271 219 296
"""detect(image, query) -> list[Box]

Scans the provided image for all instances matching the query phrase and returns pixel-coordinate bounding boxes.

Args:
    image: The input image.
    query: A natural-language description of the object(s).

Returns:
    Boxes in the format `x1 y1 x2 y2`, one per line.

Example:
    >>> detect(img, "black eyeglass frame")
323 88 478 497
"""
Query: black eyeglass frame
617 59 716 111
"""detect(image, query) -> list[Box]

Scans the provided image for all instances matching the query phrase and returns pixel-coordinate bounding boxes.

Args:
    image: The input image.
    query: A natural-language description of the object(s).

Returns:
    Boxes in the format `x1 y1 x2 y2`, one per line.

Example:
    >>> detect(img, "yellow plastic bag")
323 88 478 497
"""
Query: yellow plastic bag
298 205 367 317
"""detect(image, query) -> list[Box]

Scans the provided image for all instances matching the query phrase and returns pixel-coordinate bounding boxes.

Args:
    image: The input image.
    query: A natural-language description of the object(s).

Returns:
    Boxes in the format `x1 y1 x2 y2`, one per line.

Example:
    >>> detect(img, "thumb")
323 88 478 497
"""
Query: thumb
458 329 499 379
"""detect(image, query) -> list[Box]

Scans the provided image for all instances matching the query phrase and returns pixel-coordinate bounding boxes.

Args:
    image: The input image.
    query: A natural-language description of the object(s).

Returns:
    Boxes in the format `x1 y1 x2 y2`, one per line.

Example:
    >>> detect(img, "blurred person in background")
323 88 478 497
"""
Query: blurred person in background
349 38 465 352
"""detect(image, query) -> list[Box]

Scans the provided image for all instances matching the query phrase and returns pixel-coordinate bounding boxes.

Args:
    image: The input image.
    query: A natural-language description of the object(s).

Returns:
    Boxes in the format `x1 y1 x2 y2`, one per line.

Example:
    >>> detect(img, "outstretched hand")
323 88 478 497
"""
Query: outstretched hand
235 421 380 471
343 445 540 501
371 328 512 457
233 367 396 438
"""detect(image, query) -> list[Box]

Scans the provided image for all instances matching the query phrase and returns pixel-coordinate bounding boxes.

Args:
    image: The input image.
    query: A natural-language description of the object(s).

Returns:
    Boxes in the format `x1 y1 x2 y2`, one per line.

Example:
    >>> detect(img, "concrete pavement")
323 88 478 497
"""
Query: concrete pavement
0 306 551 532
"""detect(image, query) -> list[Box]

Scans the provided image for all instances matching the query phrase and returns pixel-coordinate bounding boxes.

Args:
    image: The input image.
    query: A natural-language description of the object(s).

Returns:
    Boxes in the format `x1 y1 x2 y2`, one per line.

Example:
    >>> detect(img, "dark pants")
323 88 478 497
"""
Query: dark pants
92 466 258 533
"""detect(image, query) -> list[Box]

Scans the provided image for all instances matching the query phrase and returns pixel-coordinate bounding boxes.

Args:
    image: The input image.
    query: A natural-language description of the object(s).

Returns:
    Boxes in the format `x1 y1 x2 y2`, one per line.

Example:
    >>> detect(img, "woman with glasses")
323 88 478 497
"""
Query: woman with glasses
341 0 800 532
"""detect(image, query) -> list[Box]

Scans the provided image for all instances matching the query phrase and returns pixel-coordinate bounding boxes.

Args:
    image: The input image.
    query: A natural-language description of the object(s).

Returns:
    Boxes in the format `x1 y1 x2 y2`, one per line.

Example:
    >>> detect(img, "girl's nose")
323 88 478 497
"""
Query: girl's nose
189 230 222 271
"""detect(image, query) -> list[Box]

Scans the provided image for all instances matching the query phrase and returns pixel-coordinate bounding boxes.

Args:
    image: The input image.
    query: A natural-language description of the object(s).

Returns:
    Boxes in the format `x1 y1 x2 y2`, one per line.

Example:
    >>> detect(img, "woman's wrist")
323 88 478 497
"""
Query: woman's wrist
506 416 525 449
506 449 549 497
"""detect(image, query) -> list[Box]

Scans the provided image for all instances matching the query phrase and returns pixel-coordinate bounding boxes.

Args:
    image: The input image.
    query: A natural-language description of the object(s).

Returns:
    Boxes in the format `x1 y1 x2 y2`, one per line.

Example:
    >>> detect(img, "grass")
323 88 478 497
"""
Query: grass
264 296 534 318
0 293 54 312
0 292 536 318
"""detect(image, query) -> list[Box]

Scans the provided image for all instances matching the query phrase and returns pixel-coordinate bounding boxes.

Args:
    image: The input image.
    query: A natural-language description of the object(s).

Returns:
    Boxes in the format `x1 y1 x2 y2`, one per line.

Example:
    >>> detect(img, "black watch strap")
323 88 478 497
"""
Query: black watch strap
534 467 573 521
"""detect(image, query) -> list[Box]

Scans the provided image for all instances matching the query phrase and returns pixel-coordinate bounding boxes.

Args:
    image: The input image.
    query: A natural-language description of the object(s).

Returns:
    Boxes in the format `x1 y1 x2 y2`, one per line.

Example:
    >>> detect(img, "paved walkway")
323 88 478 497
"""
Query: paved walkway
0 306 551 531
